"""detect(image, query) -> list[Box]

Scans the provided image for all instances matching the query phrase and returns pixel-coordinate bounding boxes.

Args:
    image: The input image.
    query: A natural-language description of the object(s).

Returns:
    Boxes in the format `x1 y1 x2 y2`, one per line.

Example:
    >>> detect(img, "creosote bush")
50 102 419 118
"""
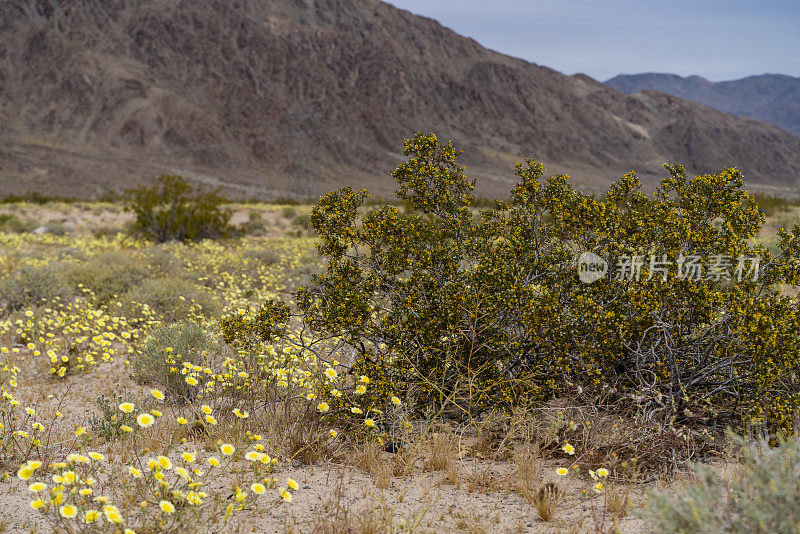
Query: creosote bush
229 132 800 440
124 175 237 242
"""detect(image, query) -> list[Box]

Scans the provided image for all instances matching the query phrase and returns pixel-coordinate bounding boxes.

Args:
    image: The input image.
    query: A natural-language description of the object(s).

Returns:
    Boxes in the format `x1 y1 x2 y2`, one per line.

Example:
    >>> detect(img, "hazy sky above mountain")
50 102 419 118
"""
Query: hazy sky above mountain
386 0 800 82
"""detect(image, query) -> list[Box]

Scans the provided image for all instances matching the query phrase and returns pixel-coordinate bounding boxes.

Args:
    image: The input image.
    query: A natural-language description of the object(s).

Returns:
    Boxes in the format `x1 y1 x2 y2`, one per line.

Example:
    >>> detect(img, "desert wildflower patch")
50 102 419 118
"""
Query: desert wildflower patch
2 134 800 532
0 219 322 531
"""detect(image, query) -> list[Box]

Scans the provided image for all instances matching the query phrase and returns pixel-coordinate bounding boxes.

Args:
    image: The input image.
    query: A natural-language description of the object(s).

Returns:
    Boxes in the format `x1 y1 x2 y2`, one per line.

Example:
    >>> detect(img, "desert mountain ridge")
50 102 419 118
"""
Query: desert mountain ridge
605 73 800 140
2 0 800 200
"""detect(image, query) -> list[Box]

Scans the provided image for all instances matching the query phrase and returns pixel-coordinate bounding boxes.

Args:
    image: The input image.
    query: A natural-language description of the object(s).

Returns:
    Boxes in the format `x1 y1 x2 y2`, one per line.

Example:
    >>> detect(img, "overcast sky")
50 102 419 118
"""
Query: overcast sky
386 0 800 82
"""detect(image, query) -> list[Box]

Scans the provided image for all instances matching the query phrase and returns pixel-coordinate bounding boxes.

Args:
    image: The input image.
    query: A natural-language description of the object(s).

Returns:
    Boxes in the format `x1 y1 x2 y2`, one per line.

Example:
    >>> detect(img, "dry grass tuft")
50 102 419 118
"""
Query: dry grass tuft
358 442 394 489
607 484 631 519
513 441 543 503
423 432 461 488
531 481 561 522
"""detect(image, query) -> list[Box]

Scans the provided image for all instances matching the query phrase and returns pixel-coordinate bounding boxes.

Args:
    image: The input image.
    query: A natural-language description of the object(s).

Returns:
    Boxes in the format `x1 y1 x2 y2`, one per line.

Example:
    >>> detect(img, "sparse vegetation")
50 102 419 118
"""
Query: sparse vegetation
0 134 799 532
0 263 73 314
118 276 222 323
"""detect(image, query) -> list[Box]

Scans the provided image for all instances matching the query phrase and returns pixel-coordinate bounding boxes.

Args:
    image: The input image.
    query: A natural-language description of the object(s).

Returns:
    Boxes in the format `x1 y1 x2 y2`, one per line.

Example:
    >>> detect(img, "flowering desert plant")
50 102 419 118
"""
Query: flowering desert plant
18 390 297 533
231 132 800 439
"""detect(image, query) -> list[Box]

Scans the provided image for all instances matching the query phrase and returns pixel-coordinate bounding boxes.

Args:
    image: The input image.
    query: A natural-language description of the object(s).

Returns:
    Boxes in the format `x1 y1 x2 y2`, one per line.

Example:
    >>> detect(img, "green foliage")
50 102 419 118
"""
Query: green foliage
292 213 311 230
0 264 73 315
645 433 800 533
40 220 68 236
124 175 237 242
0 213 35 233
221 300 290 348
227 132 800 438
241 210 269 236
89 388 138 440
140 247 184 277
0 192 74 204
133 321 215 400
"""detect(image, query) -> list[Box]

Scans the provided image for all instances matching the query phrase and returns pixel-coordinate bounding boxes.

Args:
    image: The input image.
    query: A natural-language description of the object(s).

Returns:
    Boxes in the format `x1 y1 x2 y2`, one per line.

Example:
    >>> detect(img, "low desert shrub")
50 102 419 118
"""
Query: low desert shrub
0 264 73 314
141 247 184 277
0 213 35 233
751 192 800 217
92 225 124 239
118 277 221 323
58 252 149 303
41 220 68 235
241 210 269 235
132 321 215 400
292 213 311 229
645 434 800 533
124 174 237 242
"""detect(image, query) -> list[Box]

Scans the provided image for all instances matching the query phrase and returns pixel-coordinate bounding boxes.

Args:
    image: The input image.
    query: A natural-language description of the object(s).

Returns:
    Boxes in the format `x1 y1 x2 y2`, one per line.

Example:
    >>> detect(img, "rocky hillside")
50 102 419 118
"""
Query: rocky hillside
606 73 800 139
2 0 800 199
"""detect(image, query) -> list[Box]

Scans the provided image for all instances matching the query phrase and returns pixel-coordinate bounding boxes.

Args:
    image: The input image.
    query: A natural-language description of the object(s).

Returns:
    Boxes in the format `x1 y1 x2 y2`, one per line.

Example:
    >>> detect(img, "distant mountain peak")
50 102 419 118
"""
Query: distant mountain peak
686 75 713 85
606 72 800 139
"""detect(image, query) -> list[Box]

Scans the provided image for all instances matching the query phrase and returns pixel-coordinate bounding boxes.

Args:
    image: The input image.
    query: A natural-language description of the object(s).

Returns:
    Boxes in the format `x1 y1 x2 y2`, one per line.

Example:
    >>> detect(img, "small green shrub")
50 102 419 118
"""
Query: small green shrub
58 252 149 303
132 321 215 401
241 210 269 235
645 434 800 533
89 388 139 440
292 213 311 229
41 220 68 235
0 192 72 204
92 226 124 239
124 175 237 242
0 213 35 233
0 264 73 314
98 189 124 203
751 192 800 217
118 277 221 323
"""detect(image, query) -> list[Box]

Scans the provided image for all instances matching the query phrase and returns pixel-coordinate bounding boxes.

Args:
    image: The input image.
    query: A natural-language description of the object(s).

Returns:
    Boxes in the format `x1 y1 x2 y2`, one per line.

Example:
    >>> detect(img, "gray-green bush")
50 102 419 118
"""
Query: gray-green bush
58 252 148 304
118 277 221 323
132 321 215 400
645 434 800 533
0 264 73 314
0 213 35 233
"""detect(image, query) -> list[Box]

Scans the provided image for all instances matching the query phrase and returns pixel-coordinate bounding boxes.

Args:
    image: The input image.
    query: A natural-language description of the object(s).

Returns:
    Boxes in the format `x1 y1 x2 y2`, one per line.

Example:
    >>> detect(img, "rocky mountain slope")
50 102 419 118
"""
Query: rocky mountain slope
2 0 800 199
606 73 800 139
